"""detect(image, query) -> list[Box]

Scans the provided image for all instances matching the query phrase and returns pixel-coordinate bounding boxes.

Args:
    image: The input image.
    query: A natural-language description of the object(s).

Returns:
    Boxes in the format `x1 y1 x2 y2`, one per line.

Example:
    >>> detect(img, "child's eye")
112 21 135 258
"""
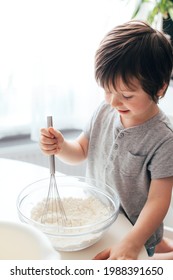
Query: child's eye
123 95 133 99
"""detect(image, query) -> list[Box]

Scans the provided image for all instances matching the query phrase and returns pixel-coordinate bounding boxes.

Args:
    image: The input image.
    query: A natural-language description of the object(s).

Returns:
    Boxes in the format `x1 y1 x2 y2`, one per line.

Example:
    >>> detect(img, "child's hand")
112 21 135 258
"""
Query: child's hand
40 127 64 156
93 239 141 260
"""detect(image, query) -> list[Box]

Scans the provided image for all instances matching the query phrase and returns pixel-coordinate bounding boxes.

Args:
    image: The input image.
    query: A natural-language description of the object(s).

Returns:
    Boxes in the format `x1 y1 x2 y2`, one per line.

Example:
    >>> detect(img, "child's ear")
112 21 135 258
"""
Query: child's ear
157 83 168 98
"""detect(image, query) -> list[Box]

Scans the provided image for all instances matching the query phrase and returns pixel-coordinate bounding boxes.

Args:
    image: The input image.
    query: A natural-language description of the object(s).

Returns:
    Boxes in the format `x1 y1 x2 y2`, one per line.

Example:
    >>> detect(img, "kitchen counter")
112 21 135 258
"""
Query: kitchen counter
0 158 148 259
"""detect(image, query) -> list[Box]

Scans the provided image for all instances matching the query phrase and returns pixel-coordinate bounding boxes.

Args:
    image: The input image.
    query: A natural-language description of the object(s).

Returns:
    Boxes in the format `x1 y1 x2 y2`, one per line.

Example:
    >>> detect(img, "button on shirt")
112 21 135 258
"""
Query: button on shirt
84 101 173 248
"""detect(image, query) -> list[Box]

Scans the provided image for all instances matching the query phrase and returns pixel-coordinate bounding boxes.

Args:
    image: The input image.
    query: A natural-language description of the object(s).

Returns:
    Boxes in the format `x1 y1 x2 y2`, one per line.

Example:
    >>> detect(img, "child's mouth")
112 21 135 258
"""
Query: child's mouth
117 109 130 114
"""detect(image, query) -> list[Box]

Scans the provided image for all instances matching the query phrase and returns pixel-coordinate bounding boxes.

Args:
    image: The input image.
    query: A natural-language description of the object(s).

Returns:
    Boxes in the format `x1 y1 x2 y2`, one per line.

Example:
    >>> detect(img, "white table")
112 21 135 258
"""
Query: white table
0 158 148 259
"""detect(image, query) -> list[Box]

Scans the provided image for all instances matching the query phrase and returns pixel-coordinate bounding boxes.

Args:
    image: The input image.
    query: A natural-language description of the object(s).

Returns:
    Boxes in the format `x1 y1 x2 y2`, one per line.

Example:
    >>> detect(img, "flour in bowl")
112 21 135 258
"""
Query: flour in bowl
31 196 110 227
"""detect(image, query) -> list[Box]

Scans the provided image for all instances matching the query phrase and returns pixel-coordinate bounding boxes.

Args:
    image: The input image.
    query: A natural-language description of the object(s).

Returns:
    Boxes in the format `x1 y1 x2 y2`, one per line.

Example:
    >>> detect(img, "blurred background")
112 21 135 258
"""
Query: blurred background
0 0 173 175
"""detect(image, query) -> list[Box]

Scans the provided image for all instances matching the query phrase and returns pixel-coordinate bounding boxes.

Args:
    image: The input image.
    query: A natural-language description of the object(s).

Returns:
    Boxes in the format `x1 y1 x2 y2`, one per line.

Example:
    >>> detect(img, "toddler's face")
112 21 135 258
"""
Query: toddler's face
104 77 159 127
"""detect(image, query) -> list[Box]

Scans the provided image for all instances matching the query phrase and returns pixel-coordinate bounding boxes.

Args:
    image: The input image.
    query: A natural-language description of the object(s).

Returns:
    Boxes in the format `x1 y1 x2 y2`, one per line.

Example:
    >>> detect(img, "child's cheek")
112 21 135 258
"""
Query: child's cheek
105 94 112 104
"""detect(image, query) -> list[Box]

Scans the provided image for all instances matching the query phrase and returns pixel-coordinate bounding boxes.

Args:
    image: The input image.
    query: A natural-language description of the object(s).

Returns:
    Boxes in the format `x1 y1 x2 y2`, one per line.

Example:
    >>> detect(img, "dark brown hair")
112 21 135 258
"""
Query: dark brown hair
95 20 173 102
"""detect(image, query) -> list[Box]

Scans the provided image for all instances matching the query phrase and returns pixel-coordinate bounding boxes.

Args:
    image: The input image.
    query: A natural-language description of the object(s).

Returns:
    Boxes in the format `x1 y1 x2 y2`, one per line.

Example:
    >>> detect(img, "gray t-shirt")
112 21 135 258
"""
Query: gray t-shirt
84 101 173 248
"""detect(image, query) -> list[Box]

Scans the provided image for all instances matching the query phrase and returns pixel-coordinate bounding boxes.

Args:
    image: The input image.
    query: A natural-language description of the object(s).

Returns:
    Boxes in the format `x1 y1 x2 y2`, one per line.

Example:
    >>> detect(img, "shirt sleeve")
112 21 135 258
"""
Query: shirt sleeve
83 101 106 139
148 138 173 179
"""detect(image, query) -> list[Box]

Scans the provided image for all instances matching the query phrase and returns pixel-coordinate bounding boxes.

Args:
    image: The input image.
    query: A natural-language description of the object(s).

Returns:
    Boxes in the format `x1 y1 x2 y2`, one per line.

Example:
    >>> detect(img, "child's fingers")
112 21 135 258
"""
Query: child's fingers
40 127 64 155
40 127 55 138
40 135 57 145
92 248 110 260
48 127 62 139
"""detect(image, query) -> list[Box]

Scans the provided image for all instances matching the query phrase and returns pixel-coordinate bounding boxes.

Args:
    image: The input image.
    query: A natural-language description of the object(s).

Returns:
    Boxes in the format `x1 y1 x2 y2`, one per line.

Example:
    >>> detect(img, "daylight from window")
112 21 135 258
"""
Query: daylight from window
0 0 146 140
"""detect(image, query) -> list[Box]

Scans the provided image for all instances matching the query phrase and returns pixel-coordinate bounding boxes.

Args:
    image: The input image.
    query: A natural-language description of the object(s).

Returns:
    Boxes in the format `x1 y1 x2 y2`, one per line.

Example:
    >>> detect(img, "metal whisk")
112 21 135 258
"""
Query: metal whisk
41 116 67 226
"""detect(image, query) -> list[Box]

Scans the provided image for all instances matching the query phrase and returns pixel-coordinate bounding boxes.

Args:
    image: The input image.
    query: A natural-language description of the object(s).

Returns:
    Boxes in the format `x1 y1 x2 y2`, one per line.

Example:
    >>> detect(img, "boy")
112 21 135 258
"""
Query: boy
40 20 173 259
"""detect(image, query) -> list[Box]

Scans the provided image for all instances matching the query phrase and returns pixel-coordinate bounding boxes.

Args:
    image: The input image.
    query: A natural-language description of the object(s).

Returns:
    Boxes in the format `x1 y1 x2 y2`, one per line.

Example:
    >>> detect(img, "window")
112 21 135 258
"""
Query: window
0 0 142 141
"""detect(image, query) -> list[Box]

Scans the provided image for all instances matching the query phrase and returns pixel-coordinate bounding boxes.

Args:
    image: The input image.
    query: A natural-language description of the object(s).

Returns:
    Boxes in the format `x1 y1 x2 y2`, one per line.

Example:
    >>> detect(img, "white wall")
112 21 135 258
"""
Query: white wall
159 82 173 120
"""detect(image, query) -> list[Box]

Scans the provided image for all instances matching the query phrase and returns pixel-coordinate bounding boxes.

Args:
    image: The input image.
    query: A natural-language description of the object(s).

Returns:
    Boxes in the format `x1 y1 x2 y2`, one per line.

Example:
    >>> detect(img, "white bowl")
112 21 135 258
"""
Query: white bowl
0 221 58 259
17 176 120 251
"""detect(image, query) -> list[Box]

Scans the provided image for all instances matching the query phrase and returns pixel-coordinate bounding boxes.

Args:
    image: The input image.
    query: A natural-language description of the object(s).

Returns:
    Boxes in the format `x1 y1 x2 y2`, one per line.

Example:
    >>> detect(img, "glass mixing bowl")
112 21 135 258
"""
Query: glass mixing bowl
17 176 120 251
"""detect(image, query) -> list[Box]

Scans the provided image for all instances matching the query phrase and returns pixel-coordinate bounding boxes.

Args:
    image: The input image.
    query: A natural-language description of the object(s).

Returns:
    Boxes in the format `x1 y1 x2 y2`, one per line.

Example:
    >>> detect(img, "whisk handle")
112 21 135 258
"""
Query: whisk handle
49 154 55 174
47 116 55 175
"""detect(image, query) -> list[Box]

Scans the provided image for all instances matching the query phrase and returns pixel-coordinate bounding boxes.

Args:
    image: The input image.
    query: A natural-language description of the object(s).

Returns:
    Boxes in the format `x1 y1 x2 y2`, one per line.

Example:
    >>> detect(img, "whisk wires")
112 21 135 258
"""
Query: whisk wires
41 174 67 226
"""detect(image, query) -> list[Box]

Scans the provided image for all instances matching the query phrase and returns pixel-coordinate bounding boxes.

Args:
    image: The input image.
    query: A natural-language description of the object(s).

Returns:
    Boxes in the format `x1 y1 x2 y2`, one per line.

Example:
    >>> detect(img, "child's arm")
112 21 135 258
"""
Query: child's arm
40 127 89 164
93 176 173 260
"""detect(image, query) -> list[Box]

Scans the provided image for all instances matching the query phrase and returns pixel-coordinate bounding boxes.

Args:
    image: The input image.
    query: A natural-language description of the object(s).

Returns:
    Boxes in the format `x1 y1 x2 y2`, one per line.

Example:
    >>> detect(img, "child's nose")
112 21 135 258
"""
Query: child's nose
110 94 122 107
